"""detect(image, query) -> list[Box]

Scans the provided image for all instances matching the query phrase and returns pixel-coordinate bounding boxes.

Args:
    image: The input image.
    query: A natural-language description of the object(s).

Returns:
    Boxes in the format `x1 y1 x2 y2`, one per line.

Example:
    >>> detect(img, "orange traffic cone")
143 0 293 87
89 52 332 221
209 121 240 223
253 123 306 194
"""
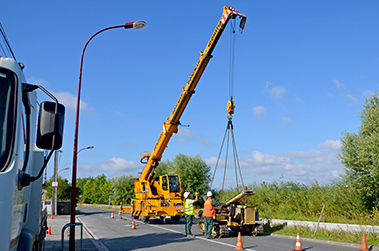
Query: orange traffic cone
47 226 52 235
359 233 369 251
293 233 303 251
131 219 136 230
111 212 114 219
51 214 54 220
235 231 245 250
118 211 121 216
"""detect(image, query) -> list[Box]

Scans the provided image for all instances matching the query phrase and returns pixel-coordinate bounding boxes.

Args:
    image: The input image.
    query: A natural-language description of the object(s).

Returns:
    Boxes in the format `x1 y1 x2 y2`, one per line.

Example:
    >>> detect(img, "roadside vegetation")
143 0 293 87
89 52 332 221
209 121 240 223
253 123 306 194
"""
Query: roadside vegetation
217 180 379 226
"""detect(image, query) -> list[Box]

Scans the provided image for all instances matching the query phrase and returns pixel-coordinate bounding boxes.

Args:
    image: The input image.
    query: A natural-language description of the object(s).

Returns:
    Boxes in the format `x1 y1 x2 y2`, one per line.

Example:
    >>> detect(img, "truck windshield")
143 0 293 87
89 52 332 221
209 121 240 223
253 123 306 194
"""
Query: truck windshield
0 68 16 172
168 175 180 193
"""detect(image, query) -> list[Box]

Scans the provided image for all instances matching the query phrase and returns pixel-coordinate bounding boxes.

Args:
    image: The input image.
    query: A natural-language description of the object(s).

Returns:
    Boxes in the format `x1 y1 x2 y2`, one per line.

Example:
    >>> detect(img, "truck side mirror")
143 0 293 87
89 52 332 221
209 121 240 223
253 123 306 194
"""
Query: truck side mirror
36 101 65 150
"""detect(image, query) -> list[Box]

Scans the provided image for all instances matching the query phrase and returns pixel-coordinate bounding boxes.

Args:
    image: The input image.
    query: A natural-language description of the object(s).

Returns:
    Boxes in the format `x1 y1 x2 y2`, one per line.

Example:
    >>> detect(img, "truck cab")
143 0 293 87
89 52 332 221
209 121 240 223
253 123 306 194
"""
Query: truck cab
0 57 64 251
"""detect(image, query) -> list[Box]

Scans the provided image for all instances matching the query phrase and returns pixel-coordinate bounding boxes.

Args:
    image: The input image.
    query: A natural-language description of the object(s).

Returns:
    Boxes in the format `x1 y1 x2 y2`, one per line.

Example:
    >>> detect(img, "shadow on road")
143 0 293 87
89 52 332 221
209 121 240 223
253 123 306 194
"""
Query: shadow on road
76 208 112 216
101 232 192 250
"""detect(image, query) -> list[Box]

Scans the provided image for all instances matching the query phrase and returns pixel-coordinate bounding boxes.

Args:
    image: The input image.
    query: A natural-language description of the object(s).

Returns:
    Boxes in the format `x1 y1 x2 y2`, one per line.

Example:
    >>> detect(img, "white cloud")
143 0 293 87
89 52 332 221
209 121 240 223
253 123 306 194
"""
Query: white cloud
294 95 304 104
28 76 49 85
266 125 276 131
347 94 358 103
118 141 137 148
235 148 344 184
281 116 293 129
331 170 339 178
176 128 217 147
205 156 219 167
176 128 196 142
26 77 90 111
253 106 267 118
53 91 89 111
332 79 344 88
78 157 141 178
251 150 293 166
265 81 287 100
318 139 341 151
99 157 139 171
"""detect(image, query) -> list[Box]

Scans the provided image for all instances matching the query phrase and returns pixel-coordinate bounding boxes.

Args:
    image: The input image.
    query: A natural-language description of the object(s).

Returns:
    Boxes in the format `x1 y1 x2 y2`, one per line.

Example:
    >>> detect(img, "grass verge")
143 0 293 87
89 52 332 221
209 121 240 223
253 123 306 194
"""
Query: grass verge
264 224 379 246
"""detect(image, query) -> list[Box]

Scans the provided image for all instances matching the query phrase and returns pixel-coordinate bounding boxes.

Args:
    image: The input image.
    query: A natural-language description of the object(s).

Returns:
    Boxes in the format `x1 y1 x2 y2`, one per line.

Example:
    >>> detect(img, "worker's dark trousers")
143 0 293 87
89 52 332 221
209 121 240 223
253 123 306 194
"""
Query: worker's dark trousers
184 214 194 235
203 216 213 238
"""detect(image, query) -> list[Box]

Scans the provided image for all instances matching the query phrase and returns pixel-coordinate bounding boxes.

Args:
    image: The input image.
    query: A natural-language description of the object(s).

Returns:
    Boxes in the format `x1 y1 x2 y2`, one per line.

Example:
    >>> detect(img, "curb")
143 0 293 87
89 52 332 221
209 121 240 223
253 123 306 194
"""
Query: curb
270 233 379 251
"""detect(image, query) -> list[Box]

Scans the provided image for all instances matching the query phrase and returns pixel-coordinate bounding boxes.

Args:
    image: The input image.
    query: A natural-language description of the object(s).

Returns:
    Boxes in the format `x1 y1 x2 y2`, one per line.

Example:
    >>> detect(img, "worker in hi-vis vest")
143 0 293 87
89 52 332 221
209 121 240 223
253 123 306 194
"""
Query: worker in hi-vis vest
203 191 225 239
184 191 198 237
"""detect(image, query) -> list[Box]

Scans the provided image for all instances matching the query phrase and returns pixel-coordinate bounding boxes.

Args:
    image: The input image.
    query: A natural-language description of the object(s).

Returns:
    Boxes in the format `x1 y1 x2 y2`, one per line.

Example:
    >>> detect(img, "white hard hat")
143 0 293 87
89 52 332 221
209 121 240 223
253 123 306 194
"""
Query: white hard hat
207 191 213 197
184 192 190 199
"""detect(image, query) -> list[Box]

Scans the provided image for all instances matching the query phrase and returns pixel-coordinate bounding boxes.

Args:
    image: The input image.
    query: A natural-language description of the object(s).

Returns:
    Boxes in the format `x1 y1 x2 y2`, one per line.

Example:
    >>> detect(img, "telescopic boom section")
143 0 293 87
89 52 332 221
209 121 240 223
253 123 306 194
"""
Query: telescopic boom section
140 6 247 182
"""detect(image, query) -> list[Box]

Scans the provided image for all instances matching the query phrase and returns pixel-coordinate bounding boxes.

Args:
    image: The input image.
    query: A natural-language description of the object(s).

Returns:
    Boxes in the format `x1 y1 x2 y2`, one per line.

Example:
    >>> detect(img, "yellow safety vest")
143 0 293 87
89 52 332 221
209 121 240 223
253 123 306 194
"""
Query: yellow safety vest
185 199 195 215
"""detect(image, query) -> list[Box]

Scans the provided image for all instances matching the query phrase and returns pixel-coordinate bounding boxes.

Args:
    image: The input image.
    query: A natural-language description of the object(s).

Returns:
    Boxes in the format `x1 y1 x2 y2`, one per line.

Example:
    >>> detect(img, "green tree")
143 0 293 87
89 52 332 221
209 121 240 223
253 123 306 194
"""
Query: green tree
154 153 211 201
111 174 135 205
81 174 113 204
338 92 379 209
43 176 71 201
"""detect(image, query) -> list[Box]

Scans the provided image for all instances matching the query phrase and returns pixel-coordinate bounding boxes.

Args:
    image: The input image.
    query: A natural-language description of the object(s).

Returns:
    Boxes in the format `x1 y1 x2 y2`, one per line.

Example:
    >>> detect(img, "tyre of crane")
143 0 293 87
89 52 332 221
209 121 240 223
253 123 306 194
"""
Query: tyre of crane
142 216 150 223
170 216 181 222
251 224 264 236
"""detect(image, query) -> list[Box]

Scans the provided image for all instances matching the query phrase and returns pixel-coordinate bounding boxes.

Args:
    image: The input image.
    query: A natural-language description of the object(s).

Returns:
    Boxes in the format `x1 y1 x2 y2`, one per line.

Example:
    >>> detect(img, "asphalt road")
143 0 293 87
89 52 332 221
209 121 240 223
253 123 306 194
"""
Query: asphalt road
75 207 362 251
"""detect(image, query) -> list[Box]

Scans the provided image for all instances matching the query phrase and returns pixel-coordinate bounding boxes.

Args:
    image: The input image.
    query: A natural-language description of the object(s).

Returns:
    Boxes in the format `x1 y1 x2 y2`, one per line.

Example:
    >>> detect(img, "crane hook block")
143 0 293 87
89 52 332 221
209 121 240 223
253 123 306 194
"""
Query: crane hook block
227 99 235 119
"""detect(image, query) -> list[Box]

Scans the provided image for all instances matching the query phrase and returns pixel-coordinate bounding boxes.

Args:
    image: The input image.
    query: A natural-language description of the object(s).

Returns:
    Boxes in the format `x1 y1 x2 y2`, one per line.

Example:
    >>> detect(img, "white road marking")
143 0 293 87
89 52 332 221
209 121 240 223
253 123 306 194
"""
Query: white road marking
145 219 257 251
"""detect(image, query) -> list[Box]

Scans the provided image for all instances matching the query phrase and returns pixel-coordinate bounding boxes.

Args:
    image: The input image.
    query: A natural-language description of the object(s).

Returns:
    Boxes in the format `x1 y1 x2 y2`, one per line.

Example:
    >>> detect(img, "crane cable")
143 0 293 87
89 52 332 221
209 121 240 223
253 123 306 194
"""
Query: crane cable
0 22 16 60
209 20 245 200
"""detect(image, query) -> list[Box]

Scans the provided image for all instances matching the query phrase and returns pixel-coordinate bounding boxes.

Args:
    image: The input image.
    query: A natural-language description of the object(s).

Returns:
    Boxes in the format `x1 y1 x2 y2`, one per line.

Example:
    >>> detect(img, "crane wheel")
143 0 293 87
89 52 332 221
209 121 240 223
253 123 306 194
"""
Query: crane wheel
219 225 229 237
251 224 264 236
170 216 181 222
142 216 150 223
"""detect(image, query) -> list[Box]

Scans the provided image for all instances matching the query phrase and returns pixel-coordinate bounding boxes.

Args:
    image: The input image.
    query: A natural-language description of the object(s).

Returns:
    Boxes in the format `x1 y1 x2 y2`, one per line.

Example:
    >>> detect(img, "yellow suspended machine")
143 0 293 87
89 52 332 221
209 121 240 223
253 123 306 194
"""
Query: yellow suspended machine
122 6 247 222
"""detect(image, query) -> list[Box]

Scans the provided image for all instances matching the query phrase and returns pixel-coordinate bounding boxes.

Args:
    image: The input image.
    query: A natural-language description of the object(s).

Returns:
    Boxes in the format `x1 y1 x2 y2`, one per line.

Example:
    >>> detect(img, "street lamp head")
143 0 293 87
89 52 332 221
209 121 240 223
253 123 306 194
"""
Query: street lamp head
124 21 146 30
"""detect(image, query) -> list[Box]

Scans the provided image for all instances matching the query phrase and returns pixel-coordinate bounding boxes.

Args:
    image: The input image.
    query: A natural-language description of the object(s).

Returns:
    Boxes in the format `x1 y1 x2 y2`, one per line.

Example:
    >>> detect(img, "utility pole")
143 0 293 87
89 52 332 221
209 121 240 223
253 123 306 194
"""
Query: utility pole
52 150 58 216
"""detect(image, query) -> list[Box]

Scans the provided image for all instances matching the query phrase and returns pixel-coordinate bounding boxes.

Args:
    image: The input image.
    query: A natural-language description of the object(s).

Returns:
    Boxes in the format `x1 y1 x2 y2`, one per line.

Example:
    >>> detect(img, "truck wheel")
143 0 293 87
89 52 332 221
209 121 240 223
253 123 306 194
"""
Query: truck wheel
142 216 150 223
171 216 181 222
251 224 264 236
211 224 219 238
219 225 229 237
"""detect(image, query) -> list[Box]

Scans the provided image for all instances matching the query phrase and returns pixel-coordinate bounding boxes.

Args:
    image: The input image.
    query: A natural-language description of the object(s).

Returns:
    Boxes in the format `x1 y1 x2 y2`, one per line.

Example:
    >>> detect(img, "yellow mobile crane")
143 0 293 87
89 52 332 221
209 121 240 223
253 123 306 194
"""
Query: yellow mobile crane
128 6 247 222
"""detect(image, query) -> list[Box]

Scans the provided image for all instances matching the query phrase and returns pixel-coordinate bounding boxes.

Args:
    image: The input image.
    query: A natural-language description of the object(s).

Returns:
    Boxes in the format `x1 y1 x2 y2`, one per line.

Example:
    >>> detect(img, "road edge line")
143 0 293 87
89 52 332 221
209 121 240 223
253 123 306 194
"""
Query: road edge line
76 216 110 251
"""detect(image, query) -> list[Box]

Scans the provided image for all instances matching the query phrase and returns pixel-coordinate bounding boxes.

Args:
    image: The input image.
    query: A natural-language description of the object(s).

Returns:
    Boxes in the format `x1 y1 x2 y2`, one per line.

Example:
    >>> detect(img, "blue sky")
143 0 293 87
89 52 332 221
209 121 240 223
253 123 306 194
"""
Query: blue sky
2 1 379 188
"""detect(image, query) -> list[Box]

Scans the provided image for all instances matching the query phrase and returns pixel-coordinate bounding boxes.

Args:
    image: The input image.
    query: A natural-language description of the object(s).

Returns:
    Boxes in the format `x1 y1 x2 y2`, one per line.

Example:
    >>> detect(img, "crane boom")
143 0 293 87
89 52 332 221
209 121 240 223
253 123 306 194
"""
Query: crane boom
130 6 246 222
140 6 246 182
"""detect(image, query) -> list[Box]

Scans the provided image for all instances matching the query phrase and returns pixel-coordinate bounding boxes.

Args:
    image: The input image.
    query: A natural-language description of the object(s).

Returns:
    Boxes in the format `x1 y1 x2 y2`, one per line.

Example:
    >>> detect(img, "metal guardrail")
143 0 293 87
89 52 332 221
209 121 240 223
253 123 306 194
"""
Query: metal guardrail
61 222 83 251
263 219 379 234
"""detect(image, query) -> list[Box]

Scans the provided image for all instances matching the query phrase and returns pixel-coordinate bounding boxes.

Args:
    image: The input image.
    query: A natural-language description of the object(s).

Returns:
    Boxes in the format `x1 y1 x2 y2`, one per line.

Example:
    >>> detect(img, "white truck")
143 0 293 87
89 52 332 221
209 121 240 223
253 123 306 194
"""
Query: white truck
0 56 65 250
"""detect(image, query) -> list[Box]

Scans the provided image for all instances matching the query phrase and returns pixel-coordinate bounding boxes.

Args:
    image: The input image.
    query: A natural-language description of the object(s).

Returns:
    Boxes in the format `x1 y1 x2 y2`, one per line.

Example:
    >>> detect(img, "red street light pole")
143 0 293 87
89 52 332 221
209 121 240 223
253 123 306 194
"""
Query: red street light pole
77 145 94 154
69 21 146 250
